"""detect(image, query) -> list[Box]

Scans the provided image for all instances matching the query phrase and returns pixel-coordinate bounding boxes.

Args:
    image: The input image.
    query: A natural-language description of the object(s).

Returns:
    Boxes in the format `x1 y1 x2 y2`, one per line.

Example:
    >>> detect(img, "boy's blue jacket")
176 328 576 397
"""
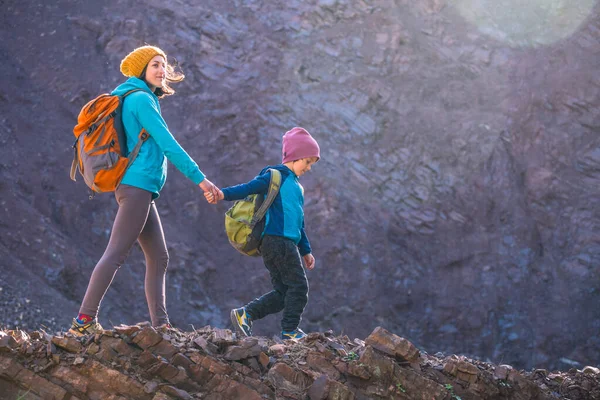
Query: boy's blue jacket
221 165 312 256
112 77 205 198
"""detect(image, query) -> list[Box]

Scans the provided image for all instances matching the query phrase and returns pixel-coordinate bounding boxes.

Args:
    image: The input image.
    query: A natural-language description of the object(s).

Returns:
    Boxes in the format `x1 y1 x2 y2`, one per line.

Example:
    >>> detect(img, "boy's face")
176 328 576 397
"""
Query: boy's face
291 157 319 177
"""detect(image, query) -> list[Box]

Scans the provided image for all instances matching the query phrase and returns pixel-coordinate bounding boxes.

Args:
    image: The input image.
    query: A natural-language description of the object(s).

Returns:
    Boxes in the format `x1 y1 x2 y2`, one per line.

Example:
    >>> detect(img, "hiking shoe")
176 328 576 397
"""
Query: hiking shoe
156 322 173 332
281 328 306 340
230 307 252 337
68 318 103 336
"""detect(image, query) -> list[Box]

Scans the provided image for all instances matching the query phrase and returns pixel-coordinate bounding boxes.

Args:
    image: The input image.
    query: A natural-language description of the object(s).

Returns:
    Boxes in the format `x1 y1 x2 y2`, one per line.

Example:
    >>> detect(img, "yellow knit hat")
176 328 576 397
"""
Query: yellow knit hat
120 45 167 77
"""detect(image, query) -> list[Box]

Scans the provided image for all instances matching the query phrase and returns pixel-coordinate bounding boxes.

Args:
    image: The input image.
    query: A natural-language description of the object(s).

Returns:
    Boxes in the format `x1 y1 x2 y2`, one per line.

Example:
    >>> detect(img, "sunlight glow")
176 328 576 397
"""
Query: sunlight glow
453 0 597 47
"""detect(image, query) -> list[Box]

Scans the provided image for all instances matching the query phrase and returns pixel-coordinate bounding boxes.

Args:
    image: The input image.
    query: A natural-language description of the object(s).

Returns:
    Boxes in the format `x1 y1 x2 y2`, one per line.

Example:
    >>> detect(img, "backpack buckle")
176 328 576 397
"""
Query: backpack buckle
139 131 149 141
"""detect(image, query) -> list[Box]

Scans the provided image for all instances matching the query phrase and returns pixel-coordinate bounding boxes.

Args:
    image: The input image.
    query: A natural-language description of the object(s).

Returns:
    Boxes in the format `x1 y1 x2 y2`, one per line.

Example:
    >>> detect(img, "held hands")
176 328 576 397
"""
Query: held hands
203 186 224 204
303 253 315 270
199 179 222 204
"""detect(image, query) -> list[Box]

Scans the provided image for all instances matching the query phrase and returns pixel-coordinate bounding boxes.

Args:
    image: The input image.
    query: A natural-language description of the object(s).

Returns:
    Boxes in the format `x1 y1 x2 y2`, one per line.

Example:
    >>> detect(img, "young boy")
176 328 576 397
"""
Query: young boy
205 127 320 340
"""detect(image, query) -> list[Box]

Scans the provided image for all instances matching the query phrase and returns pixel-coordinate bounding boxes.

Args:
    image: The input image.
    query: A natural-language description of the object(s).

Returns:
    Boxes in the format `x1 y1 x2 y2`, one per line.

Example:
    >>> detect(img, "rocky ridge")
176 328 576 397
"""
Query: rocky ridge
1 325 599 400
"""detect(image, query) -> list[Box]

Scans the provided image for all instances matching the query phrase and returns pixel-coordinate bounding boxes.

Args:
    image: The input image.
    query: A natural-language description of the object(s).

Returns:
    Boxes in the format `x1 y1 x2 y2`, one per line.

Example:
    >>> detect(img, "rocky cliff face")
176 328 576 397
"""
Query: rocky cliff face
2 325 599 400
1 0 599 371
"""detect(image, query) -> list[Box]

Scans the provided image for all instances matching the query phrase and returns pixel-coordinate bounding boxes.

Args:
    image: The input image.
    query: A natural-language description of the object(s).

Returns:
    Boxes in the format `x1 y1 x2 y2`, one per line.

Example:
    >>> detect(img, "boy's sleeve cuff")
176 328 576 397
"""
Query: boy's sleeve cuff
221 188 232 201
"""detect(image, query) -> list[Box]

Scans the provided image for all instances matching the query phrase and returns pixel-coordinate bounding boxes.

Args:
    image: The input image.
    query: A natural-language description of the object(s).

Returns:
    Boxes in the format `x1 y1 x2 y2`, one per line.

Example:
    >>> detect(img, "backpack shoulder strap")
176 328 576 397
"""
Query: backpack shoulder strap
251 169 282 226
120 88 150 160
121 88 144 99
126 129 150 161
69 145 79 182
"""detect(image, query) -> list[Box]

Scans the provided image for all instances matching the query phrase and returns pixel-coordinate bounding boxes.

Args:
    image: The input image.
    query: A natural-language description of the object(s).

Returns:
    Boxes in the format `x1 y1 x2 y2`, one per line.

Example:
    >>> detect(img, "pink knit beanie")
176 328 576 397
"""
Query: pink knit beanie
282 127 321 163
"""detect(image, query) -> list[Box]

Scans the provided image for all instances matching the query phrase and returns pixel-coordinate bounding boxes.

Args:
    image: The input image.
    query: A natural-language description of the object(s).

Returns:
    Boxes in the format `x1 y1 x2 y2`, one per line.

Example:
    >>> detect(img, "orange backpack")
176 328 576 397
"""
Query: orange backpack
70 89 148 194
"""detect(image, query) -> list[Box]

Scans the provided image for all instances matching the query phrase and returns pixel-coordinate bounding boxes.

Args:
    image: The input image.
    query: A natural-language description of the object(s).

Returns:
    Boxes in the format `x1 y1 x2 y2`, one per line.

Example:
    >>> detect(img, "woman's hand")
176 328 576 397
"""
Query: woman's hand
204 188 224 204
199 179 222 204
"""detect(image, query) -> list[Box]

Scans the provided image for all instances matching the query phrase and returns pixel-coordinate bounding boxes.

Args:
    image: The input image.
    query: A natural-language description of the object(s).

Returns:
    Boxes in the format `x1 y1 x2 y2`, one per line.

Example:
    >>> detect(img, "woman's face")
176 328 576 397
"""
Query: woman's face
144 55 167 91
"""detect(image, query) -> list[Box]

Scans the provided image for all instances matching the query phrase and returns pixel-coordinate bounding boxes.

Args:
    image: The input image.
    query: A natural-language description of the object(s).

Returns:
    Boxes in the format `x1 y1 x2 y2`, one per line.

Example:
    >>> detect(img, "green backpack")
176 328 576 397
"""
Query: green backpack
225 169 282 256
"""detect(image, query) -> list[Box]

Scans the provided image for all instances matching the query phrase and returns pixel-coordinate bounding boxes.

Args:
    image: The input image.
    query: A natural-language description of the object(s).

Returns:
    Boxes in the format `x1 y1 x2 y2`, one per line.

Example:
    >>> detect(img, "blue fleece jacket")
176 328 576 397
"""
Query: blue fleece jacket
111 77 205 198
221 165 312 256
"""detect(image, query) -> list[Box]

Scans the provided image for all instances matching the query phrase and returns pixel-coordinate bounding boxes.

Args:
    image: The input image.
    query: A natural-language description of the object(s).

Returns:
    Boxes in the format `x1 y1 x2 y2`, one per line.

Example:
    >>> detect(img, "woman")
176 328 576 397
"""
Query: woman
69 45 218 335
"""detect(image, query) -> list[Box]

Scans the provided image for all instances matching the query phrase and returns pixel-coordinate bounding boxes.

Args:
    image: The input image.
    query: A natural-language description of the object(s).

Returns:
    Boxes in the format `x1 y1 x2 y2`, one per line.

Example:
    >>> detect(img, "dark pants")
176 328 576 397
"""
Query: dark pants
245 235 308 332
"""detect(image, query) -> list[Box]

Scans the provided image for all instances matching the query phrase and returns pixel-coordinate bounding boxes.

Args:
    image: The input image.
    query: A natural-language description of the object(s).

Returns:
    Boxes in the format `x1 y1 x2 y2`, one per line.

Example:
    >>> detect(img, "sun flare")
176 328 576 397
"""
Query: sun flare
453 0 597 47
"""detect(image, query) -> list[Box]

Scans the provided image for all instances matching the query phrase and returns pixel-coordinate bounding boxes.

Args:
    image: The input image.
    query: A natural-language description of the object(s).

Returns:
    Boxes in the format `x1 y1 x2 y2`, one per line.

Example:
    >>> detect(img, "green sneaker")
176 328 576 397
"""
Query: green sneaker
230 307 252 337
68 318 103 336
281 328 306 340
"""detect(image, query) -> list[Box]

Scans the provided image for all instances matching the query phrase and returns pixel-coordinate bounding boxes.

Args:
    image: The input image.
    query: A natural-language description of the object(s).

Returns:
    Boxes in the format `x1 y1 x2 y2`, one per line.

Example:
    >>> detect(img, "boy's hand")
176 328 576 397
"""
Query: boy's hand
204 188 224 204
199 179 221 204
303 253 315 270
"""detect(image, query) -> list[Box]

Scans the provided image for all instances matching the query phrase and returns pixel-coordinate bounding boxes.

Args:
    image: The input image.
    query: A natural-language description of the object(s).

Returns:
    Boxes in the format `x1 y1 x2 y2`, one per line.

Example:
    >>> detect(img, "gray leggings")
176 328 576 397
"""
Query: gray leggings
79 184 169 326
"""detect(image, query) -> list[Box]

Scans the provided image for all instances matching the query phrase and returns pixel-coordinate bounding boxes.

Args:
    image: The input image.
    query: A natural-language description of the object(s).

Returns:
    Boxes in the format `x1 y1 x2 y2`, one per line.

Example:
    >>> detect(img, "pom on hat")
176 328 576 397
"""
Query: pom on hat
120 45 167 78
282 127 320 164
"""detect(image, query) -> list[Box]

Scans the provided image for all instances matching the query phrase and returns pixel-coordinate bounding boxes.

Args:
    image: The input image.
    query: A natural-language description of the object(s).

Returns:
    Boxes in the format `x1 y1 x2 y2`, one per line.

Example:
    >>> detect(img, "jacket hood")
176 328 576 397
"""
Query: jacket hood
260 164 296 178
111 77 155 97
